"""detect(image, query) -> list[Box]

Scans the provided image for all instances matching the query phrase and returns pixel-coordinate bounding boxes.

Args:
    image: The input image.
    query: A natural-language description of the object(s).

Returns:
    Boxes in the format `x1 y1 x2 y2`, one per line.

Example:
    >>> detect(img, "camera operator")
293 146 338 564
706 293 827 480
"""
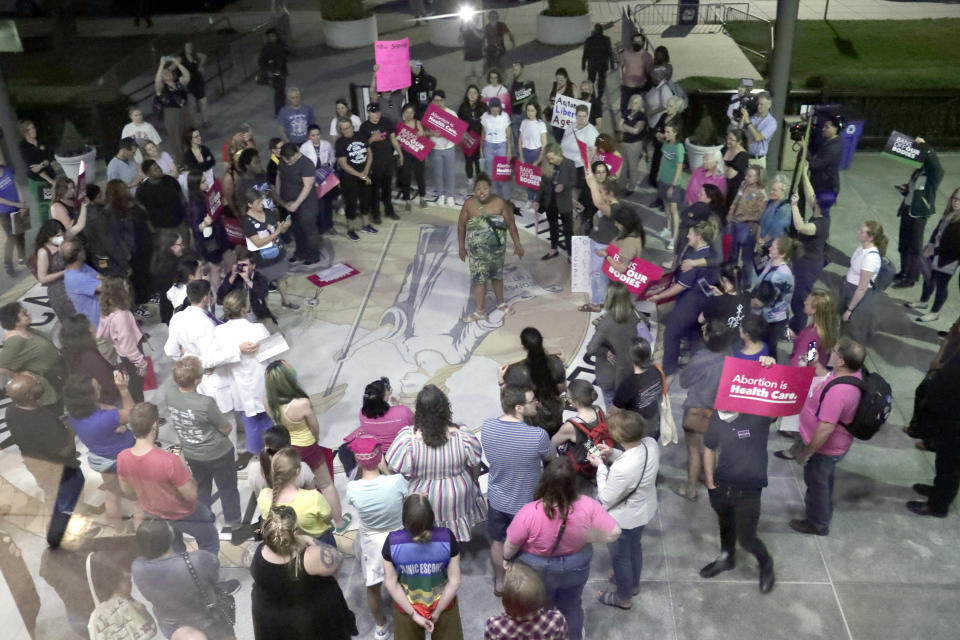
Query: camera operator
891 137 944 289
805 114 844 222
738 92 776 172
726 80 752 125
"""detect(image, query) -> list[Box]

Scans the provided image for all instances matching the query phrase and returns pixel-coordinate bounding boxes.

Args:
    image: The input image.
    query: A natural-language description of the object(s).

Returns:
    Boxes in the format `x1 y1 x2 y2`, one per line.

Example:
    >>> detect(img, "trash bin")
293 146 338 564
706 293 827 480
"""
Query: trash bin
840 120 865 170
678 0 699 25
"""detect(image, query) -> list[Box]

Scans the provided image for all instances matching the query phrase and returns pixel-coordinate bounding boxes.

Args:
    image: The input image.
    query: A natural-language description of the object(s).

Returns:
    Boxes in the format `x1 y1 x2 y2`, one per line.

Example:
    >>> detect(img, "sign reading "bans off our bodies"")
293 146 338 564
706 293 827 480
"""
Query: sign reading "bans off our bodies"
395 123 434 161
602 245 662 296
714 357 816 417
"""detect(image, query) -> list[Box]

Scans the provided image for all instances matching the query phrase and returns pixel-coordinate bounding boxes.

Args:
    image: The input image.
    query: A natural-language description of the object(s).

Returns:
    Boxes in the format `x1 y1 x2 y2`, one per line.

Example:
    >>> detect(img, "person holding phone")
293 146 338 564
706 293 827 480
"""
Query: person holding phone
242 188 298 309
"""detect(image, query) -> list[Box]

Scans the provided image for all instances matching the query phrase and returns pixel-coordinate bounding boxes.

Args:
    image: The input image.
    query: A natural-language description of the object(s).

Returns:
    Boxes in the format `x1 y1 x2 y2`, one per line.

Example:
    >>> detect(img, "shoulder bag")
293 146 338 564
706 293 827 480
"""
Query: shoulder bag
181 552 236 629
606 442 650 511
654 365 678 445
86 552 157 640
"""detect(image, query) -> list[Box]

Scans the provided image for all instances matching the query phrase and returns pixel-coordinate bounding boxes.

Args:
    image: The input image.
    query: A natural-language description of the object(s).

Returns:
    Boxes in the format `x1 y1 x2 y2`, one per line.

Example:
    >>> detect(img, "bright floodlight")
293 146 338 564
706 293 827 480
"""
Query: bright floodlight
458 5 476 21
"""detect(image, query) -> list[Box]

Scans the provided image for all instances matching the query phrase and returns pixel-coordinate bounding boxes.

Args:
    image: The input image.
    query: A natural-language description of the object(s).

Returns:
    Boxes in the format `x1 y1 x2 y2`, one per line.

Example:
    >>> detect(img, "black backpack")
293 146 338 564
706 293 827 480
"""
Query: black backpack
867 248 897 292
816 370 892 440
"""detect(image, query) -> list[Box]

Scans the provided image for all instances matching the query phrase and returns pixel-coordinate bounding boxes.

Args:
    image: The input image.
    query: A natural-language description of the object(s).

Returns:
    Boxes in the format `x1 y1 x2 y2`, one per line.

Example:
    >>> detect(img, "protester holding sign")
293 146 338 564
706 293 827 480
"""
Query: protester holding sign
509 62 537 146
518 103 549 210
751 235 798 359
481 98 513 201
426 91 459 208
579 171 623 313
185 171 230 294
458 85 486 181
299 125 337 234
603 207 646 282
396 104 428 211
891 138 944 289
481 70 510 112
538 144 577 260
560 106 599 208
546 69 577 142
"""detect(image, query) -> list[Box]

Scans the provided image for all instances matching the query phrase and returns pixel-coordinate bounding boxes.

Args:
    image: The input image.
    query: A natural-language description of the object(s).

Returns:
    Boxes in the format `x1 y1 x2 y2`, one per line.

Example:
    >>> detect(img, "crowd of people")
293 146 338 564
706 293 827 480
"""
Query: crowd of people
1 12 959 640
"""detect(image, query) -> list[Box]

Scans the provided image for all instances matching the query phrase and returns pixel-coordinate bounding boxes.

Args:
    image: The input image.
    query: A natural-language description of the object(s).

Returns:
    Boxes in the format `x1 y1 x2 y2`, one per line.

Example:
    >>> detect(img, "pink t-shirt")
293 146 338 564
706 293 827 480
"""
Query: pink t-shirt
506 495 618 557
798 371 861 456
346 405 414 450
117 447 197 520
684 166 728 205
789 325 831 368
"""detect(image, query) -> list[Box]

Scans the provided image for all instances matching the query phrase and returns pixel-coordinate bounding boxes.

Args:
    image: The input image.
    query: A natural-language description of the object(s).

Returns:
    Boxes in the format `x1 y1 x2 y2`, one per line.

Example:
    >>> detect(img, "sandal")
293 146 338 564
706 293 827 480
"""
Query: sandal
334 513 353 534
773 449 795 460
607 574 640 596
496 302 510 313
578 303 603 313
672 485 698 502
597 590 632 610
464 311 485 323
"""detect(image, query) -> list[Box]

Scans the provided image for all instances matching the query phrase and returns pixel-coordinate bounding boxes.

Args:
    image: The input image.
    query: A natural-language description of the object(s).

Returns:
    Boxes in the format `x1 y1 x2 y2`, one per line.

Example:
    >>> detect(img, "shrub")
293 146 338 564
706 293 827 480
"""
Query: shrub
543 0 589 17
689 113 724 146
56 120 90 157
320 0 369 21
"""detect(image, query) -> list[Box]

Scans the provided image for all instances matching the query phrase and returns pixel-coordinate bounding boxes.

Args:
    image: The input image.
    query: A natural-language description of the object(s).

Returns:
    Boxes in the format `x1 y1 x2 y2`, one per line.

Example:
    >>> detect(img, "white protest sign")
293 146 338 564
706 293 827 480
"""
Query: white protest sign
571 235 592 293
550 94 590 130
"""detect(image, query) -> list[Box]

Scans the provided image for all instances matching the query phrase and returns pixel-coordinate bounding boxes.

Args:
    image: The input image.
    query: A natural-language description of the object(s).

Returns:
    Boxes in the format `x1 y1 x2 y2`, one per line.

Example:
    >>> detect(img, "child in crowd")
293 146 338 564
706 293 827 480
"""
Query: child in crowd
345 437 409 640
484 563 568 640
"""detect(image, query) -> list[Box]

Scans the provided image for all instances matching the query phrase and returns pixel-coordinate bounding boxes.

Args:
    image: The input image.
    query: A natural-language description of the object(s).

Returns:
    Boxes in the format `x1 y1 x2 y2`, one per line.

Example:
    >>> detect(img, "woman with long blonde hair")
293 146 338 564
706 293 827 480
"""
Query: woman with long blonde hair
256 447 336 546
251 504 357 640
840 220 889 342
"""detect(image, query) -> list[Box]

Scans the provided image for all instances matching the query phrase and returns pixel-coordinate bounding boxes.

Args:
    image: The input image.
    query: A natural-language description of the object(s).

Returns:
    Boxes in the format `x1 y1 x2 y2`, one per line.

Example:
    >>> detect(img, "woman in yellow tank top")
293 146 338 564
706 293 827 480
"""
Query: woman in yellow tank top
266 360 350 532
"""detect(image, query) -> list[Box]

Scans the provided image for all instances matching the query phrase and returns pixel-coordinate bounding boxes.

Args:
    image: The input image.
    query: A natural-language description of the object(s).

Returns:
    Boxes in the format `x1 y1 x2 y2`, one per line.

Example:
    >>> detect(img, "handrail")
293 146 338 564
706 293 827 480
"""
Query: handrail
721 5 774 56
630 3 753 26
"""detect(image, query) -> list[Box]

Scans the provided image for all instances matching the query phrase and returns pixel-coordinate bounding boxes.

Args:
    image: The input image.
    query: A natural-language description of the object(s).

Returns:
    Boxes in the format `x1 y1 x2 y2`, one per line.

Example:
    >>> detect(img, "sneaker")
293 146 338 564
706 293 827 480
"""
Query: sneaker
419 197 427 208
268 281 278 292
134 305 153 319
217 579 242 595
916 312 940 323
904 301 929 310
386 212 401 221
288 255 303 264
445 196 456 207
362 225 379 234
666 239 675 252
374 624 390 640
658 227 673 240
347 230 360 241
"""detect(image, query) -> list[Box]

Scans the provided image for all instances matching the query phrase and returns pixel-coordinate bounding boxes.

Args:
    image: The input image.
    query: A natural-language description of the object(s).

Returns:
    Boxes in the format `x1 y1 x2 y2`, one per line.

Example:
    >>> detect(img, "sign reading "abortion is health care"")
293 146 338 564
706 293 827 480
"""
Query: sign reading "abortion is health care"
714 358 816 417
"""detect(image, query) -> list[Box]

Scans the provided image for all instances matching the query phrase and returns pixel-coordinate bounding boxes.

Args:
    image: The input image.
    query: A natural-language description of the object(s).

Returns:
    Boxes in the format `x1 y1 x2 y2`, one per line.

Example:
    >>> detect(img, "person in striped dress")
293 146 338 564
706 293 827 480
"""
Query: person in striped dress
384 385 487 541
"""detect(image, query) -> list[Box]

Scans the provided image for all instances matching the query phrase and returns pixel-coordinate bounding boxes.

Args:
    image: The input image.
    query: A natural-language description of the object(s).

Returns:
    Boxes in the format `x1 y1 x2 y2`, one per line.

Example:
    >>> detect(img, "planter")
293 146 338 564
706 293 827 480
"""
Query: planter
429 16 462 48
55 146 97 186
321 15 377 50
684 137 723 171
536 12 591 46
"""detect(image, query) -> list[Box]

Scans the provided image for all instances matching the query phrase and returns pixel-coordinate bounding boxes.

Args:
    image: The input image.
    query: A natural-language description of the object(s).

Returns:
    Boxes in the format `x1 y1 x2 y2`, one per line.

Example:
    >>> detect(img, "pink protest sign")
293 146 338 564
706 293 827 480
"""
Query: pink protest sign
515 162 542 189
482 93 512 115
423 103 467 143
315 166 340 198
395 123 434 161
576 138 590 168
206 179 225 220
602 245 663 296
374 38 411 93
600 152 623 175
493 156 513 182
714 357 816 418
459 129 481 158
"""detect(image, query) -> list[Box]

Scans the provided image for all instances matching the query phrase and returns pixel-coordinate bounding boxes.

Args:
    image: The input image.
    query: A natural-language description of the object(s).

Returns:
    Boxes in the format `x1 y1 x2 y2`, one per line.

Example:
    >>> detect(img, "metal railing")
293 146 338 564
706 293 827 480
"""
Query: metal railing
721 5 774 59
630 3 752 26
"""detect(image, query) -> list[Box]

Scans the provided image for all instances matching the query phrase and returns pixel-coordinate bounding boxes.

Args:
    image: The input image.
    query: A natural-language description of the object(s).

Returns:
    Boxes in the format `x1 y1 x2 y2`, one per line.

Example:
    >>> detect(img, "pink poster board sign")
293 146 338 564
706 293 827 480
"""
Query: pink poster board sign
515 162 542 189
599 152 623 175
602 245 663 296
714 357 816 417
493 156 513 181
206 179 225 220
423 103 467 143
395 123 434 161
374 39 411 93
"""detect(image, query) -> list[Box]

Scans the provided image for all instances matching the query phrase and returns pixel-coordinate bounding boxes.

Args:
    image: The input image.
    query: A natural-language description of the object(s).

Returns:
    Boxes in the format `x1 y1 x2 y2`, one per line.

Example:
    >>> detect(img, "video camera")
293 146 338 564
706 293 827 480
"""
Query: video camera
741 93 759 117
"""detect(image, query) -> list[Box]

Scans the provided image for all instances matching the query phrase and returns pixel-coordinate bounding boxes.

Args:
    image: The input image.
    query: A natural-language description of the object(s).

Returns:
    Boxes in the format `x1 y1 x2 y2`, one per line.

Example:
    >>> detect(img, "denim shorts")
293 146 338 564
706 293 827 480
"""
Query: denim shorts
487 506 515 542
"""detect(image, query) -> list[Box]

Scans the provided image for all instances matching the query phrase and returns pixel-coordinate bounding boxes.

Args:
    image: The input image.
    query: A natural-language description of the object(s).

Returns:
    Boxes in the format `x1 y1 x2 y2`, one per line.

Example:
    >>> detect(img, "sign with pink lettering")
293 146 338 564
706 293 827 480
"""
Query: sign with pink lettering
515 162 542 189
482 93 512 115
459 129 481 158
602 245 663 296
206 178 225 220
315 166 340 198
374 38 411 93
493 156 513 182
714 357 816 417
599 152 623 175
423 103 467 143
395 123 434 161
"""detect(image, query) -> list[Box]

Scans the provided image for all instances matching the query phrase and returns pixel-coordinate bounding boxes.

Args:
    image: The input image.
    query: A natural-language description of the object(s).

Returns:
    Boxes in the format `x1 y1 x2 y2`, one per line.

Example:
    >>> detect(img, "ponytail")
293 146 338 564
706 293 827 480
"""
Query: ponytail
864 220 888 257
520 327 556 404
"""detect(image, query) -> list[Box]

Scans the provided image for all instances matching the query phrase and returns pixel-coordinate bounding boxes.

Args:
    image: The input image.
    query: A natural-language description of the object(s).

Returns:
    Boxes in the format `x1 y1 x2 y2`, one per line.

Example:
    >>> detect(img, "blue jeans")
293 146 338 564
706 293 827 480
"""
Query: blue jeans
160 501 220 555
47 466 85 547
517 545 593 640
589 238 609 306
431 146 456 198
241 411 273 454
608 525 644 600
662 291 705 375
482 141 510 200
510 113 523 150
804 451 847 530
522 147 541 201
186 449 242 525
729 221 757 286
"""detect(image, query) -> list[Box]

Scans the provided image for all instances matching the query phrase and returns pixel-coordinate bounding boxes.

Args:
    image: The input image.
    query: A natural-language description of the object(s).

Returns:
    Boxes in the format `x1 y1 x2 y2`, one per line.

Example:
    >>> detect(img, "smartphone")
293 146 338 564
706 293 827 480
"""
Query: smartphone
586 440 602 457
697 278 714 297
807 340 818 364
740 78 754 87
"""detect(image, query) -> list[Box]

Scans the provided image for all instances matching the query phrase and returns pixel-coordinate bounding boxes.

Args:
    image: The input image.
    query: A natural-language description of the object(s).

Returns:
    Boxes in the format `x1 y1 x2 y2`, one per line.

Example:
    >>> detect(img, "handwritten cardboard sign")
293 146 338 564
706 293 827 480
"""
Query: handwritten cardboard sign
515 162 542 189
493 156 513 182
882 130 927 169
602 245 663 296
423 103 467 143
550 94 590 130
374 38 411 93
459 129 481 158
395 123 434 161
714 357 816 417
599 152 623 175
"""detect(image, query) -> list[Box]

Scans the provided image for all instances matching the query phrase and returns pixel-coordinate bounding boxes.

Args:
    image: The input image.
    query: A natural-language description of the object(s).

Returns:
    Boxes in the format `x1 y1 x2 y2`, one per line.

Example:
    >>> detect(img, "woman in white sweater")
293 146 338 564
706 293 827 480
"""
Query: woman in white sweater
588 410 660 610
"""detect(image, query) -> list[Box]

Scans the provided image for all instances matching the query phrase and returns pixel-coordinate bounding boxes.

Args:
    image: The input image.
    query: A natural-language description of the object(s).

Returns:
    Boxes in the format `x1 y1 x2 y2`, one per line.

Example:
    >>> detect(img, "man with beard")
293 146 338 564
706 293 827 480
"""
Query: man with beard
335 118 375 241
458 174 525 322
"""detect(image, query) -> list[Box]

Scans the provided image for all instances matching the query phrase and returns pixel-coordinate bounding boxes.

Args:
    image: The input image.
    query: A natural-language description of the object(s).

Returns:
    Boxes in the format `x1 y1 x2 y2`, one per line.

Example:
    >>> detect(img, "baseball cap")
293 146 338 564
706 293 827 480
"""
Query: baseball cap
349 436 383 470
488 97 502 109
366 102 381 113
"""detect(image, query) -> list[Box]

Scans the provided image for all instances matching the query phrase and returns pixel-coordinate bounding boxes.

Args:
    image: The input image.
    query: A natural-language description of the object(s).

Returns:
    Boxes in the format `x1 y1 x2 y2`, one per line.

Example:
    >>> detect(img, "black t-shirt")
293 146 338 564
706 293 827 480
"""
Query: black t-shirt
510 80 537 116
462 26 484 61
702 291 751 329
704 412 773 489
243 209 281 264
335 136 370 173
19 139 55 182
277 155 319 212
722 147 749 205
136 176 186 228
358 118 396 169
621 110 647 144
613 368 663 424
810 136 842 195
792 216 828 267
6 405 80 467
585 96 603 126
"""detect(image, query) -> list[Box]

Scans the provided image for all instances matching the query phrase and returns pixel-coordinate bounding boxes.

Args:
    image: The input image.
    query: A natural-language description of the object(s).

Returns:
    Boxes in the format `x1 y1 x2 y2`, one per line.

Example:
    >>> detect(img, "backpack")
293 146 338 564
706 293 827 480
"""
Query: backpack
664 80 688 112
563 408 615 476
86 553 157 640
865 247 896 292
816 370 893 440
